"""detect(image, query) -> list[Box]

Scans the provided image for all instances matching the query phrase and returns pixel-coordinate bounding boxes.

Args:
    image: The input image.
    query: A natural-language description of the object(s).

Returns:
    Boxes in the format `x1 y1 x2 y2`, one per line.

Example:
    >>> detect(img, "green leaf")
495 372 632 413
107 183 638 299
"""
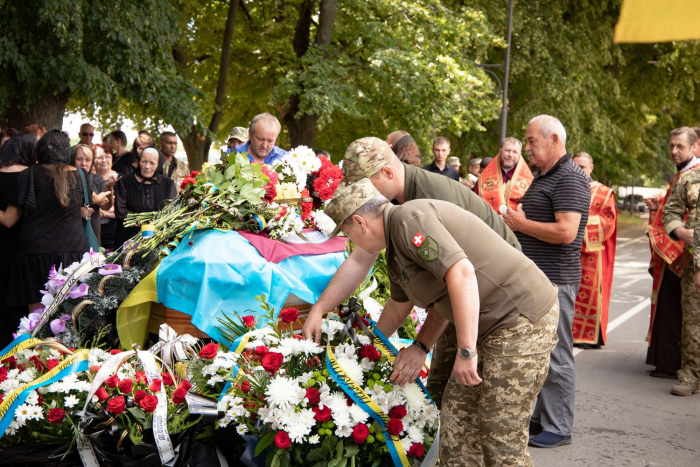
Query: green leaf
127 407 148 423
343 445 359 457
255 431 277 457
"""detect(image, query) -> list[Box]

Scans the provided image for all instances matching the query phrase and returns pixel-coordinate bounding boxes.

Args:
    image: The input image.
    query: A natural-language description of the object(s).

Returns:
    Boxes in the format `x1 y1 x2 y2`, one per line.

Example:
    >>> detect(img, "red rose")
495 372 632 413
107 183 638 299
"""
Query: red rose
387 418 403 436
110 349 122 355
37 395 44 406
274 431 292 449
134 390 147 402
47 408 65 424
198 343 219 359
240 379 251 394
46 359 60 371
172 387 188 404
104 375 120 389
0 394 3 403
134 371 147 383
177 380 192 391
2 356 16 368
149 379 162 392
389 405 407 420
191 171 200 177
242 315 255 328
279 308 299 324
118 379 134 394
351 315 370 330
254 346 269 357
419 368 428 378
305 388 320 406
352 424 370 444
360 345 381 362
261 352 284 374
161 372 175 386
263 184 277 203
95 388 109 401
139 394 158 413
407 443 425 458
107 395 126 414
0 373 5 384
312 405 332 422
90 365 101 373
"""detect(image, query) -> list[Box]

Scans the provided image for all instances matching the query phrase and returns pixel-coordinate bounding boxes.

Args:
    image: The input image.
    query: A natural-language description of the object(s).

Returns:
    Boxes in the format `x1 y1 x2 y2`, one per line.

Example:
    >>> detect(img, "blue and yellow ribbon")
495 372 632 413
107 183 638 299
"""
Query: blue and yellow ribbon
0 335 43 362
326 344 410 467
218 333 251 401
0 349 90 440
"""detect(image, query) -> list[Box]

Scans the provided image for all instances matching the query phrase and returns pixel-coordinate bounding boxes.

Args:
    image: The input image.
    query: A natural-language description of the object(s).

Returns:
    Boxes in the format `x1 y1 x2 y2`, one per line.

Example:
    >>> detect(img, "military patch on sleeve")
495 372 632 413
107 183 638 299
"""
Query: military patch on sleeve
412 232 425 248
417 236 439 261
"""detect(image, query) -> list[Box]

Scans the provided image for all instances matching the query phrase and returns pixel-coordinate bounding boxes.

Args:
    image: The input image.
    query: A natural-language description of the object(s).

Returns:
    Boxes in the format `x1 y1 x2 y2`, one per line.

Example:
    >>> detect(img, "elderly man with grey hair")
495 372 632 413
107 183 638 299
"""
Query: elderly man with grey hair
234 113 287 164
501 114 590 448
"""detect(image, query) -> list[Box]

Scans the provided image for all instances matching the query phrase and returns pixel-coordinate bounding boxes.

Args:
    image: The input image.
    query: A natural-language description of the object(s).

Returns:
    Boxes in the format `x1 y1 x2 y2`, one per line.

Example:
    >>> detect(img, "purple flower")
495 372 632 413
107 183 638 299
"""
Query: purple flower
68 283 89 299
28 312 42 330
98 264 122 276
50 314 71 335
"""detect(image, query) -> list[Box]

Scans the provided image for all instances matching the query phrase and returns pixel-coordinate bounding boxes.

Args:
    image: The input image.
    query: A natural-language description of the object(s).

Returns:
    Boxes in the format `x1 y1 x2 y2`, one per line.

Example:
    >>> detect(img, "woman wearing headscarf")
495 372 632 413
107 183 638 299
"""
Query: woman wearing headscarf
0 133 36 345
113 146 176 248
0 130 88 311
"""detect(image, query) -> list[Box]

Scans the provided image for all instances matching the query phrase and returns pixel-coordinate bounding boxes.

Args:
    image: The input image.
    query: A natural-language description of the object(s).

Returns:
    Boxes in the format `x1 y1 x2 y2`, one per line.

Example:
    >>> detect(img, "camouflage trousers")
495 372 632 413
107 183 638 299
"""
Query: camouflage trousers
679 266 700 385
439 301 559 467
426 320 458 409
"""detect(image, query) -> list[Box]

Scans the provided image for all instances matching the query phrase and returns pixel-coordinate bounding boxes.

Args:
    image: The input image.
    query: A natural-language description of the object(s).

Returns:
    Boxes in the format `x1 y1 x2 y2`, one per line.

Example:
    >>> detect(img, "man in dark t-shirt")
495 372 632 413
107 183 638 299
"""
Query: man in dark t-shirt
502 115 590 448
423 136 460 181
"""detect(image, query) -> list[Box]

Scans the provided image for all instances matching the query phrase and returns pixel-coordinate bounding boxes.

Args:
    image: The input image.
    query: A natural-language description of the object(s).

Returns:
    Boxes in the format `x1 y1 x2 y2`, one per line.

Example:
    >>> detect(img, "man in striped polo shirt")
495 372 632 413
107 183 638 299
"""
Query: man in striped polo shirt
502 115 590 448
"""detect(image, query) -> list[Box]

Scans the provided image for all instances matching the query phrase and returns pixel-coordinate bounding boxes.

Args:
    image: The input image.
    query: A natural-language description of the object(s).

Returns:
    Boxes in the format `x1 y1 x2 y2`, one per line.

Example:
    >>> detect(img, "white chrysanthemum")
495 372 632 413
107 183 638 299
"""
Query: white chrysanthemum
236 424 248 435
359 357 375 371
336 356 364 387
64 395 80 408
407 425 425 444
207 375 224 386
88 348 110 366
18 368 37 383
246 339 266 349
308 434 320 444
309 211 337 237
48 348 62 359
321 319 345 341
335 425 353 437
202 364 220 376
335 343 356 360
400 438 413 452
18 348 39 359
294 408 316 428
213 353 237 370
37 387 48 395
348 403 369 424
402 383 429 413
356 334 371 345
25 390 39 406
296 371 314 386
14 404 31 424
287 422 312 443
7 369 19 379
265 375 305 410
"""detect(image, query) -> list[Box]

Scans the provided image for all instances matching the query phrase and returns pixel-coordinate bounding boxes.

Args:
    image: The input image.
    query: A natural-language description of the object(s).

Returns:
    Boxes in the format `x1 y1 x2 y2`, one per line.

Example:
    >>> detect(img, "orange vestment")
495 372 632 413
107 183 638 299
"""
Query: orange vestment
477 156 534 211
573 181 617 344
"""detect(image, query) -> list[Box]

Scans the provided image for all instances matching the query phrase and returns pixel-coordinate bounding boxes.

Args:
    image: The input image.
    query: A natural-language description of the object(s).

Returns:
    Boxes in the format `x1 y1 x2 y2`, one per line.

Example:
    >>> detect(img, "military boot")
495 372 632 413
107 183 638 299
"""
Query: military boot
671 382 700 396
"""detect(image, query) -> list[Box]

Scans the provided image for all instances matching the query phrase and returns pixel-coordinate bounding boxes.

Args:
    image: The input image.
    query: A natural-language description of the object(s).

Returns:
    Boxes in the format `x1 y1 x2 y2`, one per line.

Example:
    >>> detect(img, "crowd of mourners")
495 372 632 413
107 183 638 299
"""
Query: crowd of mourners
1 112 698 467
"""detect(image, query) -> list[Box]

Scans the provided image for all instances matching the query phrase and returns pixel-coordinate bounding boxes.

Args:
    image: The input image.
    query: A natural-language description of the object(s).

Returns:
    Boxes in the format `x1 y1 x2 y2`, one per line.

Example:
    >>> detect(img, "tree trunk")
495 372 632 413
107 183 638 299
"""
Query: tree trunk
180 131 211 170
284 0 337 149
0 90 69 131
175 0 239 170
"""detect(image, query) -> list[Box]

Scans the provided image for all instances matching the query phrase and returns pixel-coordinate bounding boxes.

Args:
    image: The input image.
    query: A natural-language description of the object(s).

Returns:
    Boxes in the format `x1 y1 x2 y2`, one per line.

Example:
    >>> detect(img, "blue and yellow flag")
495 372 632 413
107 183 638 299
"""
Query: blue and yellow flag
614 0 700 43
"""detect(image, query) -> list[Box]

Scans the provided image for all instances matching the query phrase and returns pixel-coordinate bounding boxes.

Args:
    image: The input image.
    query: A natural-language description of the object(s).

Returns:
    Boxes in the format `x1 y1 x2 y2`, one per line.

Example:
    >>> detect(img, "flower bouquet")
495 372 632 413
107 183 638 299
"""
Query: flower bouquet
197 299 438 467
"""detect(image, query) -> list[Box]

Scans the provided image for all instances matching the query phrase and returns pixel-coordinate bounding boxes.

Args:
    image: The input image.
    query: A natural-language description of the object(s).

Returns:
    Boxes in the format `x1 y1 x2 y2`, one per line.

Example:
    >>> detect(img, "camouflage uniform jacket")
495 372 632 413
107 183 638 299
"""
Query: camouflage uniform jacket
663 166 700 242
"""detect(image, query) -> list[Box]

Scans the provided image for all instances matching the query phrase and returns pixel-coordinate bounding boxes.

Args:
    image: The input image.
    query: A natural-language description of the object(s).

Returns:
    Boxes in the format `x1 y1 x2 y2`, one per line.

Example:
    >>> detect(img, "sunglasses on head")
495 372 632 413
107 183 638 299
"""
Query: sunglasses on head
81 132 94 137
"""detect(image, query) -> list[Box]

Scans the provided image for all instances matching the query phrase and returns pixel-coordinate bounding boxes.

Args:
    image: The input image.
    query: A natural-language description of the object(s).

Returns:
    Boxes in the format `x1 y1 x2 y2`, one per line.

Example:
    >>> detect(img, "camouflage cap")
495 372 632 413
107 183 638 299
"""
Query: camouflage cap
228 126 248 142
324 178 381 237
468 158 482 166
342 137 394 183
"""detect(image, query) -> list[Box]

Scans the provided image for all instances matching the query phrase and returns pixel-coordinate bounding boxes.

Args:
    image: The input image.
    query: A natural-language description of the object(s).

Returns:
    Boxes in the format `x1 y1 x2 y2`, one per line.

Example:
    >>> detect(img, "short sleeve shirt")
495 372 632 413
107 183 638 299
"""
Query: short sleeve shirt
422 161 460 181
384 200 558 341
516 154 590 284
403 163 521 251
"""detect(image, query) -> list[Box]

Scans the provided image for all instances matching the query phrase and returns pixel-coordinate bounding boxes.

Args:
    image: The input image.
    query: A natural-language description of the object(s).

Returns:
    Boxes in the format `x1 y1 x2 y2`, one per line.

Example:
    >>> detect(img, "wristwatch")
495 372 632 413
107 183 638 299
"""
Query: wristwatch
457 347 477 359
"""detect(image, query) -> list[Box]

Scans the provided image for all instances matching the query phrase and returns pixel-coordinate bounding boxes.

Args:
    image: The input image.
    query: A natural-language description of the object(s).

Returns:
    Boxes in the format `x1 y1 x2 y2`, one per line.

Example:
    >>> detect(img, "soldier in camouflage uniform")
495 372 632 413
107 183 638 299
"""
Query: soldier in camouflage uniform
324 179 559 466
663 141 700 396
302 137 521 411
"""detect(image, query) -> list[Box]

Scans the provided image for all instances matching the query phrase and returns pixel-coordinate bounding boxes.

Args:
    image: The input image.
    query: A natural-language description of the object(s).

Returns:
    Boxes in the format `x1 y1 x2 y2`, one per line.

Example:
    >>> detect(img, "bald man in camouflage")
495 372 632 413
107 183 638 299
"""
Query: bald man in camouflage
302 136 521 408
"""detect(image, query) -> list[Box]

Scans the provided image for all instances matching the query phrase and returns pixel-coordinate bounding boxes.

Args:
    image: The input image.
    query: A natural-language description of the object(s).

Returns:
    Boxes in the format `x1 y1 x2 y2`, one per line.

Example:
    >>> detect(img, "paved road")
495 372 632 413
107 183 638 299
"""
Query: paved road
531 223 700 466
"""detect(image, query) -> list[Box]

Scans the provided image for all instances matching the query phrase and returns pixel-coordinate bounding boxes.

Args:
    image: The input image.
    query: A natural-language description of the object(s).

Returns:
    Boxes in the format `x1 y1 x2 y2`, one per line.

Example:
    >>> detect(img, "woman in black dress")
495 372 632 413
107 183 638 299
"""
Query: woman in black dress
0 130 89 310
0 133 36 346
114 146 177 248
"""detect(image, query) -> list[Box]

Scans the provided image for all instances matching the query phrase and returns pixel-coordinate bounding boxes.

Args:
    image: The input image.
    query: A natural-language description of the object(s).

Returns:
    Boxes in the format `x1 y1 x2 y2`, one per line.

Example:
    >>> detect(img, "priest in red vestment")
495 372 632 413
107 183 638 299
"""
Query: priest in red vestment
572 153 617 347
474 137 533 213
